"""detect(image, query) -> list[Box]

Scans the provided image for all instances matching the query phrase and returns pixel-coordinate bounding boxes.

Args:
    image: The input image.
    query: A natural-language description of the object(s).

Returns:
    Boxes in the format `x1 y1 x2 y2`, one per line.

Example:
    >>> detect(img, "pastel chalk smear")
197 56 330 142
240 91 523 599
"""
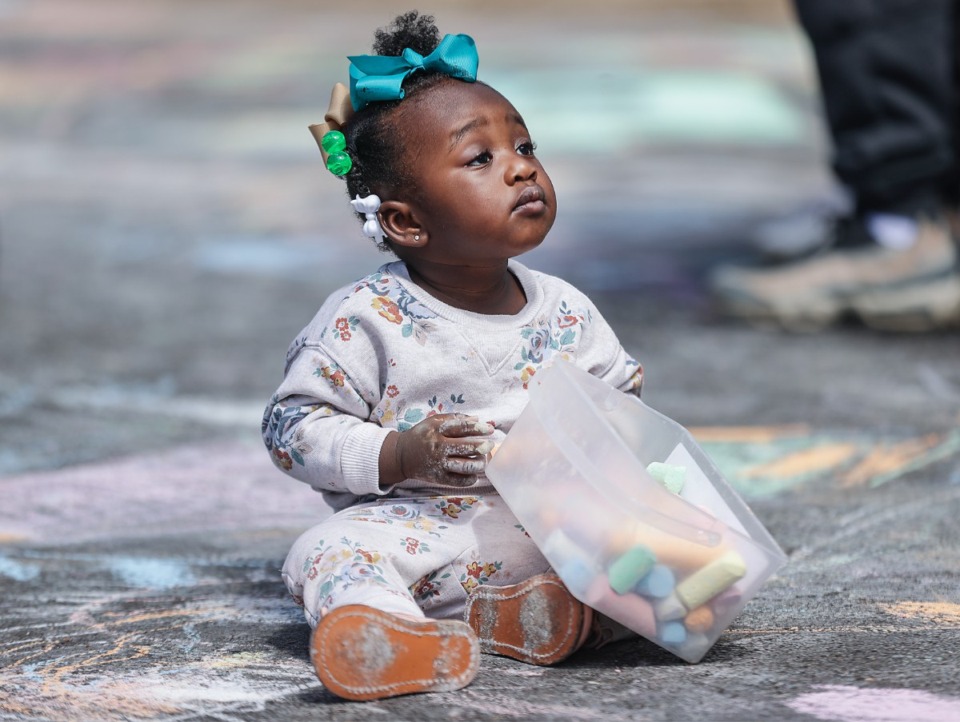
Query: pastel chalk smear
675 550 747 610
607 544 656 595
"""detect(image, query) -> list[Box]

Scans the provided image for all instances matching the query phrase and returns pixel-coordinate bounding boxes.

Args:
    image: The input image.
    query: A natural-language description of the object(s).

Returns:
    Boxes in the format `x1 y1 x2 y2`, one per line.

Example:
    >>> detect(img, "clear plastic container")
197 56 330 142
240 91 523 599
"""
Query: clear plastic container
486 359 787 663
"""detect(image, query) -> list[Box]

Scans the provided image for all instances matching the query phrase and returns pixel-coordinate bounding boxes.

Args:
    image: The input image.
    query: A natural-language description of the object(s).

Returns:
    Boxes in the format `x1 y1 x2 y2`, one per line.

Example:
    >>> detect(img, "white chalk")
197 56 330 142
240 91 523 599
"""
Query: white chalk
652 593 687 621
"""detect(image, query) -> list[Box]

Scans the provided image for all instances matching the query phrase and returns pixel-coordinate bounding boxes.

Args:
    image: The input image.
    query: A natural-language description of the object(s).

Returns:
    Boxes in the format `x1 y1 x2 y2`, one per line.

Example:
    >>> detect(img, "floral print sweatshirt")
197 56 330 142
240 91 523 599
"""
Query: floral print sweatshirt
262 260 643 511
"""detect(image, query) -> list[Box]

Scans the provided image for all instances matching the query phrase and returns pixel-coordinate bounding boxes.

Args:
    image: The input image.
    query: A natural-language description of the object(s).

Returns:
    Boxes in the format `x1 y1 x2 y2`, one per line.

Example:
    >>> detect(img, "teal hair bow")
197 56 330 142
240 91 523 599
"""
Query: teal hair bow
348 33 479 111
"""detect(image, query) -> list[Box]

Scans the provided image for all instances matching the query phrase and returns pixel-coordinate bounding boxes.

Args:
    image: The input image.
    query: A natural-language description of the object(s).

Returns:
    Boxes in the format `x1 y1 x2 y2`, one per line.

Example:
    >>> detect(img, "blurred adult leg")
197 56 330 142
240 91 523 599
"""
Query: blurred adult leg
712 0 960 331
796 0 954 216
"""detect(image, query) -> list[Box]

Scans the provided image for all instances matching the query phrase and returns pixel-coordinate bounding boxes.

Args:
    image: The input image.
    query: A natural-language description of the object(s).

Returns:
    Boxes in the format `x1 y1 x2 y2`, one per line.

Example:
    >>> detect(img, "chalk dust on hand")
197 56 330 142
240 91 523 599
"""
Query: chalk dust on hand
464 421 495 436
474 440 495 456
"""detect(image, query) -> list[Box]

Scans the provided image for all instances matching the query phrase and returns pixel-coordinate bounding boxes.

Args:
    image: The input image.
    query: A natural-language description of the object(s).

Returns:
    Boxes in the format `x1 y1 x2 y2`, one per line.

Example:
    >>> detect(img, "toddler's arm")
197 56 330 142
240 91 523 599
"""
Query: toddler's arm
549 279 643 396
261 344 391 497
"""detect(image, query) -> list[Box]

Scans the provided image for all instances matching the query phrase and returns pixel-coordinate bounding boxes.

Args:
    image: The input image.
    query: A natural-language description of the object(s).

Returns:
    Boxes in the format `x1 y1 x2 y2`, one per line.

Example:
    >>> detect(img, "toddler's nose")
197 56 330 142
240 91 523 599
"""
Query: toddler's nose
506 155 538 184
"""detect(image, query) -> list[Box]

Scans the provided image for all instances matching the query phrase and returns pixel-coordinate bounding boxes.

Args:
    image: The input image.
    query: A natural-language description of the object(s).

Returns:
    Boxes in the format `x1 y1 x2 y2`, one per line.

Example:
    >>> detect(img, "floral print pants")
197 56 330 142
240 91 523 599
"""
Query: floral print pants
282 494 551 628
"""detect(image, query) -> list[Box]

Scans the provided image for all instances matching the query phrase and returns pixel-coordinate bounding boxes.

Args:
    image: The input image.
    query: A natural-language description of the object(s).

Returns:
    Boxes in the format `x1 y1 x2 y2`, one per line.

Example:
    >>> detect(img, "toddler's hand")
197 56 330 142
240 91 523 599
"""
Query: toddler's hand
389 413 495 487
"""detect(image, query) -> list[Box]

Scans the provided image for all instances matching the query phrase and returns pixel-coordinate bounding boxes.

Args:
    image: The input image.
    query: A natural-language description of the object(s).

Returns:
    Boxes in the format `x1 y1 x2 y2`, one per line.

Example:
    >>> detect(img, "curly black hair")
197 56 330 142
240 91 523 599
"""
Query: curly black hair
340 11 463 251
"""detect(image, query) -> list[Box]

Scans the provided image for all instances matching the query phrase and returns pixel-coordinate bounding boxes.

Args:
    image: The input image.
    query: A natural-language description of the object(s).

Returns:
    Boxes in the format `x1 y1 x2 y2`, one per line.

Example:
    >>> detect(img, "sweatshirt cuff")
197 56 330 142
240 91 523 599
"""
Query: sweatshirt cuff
341 423 394 497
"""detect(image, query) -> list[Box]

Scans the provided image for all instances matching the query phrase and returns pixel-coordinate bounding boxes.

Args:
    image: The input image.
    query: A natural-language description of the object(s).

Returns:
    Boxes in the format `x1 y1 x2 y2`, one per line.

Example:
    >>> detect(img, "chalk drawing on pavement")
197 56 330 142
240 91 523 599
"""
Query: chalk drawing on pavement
878 601 960 627
691 426 960 499
786 685 960 722
0 581 314 721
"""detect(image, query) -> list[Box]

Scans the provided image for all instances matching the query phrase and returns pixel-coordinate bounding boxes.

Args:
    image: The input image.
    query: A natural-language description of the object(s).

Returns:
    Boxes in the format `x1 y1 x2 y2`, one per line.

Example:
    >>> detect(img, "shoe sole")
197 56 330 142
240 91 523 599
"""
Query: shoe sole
464 573 584 666
311 606 479 701
851 274 960 331
723 273 960 333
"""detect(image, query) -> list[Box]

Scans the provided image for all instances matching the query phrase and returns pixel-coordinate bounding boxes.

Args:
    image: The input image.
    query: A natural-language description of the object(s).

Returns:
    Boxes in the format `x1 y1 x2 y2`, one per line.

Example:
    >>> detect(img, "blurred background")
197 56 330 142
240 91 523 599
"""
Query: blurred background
5 4 960 719
0 0 837 475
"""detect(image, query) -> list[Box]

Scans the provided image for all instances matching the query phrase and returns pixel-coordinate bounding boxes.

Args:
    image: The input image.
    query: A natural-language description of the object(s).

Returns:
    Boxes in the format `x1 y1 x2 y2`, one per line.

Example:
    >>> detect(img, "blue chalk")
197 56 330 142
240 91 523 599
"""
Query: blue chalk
556 558 594 596
659 621 687 646
634 564 675 599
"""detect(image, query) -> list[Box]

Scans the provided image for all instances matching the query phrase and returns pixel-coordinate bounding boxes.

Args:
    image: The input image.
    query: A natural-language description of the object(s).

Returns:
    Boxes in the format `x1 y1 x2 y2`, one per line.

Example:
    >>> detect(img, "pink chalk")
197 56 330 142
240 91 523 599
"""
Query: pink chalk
710 586 744 617
584 575 657 638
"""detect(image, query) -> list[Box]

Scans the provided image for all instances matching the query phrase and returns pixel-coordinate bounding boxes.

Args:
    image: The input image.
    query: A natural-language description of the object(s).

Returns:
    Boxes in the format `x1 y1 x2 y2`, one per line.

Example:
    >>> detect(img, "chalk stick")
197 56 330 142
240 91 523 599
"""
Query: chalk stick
584 575 657 638
647 461 686 494
709 586 744 617
658 621 687 646
558 489 726 573
675 632 711 662
606 521 728 572
558 493 622 550
607 545 656 595
542 529 595 598
556 559 594 600
684 605 715 634
653 592 687 621
675 551 747 611
634 564 675 599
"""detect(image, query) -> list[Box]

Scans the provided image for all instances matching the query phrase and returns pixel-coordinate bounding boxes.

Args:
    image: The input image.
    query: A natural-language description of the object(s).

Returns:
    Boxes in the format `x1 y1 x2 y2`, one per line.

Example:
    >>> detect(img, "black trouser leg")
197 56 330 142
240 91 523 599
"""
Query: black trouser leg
794 0 956 215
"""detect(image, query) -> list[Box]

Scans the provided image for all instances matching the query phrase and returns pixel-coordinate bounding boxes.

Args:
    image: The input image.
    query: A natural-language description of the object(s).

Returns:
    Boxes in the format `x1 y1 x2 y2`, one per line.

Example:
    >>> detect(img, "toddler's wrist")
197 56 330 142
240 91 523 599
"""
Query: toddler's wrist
378 431 404 488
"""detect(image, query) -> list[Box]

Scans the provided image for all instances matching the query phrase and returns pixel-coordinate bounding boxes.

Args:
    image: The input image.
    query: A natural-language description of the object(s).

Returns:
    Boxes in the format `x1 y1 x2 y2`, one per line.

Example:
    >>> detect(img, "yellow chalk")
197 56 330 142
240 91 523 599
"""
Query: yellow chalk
675 551 746 610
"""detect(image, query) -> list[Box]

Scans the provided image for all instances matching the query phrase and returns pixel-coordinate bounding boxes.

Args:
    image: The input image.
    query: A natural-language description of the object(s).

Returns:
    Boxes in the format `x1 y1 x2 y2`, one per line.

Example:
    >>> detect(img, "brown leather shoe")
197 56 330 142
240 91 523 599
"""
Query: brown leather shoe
464 572 587 666
311 605 479 701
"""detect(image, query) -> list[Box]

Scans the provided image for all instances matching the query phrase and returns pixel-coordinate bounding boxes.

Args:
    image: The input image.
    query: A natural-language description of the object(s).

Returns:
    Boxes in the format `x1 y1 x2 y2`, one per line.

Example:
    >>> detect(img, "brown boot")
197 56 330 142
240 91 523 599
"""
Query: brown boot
311 605 479 701
464 572 590 666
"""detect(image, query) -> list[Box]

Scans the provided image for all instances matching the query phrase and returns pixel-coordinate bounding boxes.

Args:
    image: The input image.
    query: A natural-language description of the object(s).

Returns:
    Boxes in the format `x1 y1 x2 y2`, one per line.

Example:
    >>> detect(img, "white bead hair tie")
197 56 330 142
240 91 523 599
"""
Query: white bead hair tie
350 194 386 245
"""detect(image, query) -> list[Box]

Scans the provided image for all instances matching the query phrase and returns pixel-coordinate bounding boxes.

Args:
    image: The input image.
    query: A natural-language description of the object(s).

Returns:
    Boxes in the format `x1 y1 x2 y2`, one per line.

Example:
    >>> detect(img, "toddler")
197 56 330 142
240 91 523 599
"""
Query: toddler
262 11 644 701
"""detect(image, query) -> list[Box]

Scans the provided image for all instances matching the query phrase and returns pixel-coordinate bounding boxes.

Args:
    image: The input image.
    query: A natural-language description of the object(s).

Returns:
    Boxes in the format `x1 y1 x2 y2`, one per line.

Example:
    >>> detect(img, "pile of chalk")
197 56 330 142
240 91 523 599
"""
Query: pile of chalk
542 462 746 659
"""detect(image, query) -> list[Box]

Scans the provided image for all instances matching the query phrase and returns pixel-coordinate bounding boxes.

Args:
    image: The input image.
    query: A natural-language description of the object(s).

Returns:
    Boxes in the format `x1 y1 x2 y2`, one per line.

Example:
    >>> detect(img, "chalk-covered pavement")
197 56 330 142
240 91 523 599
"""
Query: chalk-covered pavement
2 1 960 720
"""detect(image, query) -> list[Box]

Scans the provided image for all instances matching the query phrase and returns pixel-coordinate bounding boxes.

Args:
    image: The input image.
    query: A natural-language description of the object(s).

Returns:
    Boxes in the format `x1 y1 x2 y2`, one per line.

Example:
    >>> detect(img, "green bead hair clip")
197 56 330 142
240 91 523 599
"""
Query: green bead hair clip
322 130 352 176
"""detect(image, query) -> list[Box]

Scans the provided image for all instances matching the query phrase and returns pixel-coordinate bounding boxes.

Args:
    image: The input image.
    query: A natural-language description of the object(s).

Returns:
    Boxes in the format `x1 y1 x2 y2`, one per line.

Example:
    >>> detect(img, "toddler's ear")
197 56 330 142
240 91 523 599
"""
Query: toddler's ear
379 200 427 248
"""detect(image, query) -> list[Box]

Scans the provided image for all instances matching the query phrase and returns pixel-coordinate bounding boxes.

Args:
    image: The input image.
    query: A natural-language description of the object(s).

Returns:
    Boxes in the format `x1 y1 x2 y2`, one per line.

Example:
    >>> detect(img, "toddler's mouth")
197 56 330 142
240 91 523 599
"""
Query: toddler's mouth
512 186 546 214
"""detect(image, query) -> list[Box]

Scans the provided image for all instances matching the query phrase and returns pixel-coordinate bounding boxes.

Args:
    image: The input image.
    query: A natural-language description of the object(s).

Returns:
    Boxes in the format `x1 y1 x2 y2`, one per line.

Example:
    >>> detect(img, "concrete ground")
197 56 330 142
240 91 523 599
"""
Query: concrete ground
2 1 960 720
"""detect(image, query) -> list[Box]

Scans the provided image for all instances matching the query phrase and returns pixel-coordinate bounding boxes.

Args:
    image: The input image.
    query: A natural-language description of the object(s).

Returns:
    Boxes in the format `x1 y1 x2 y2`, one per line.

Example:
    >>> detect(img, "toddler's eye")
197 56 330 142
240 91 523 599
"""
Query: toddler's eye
467 151 492 167
517 141 537 156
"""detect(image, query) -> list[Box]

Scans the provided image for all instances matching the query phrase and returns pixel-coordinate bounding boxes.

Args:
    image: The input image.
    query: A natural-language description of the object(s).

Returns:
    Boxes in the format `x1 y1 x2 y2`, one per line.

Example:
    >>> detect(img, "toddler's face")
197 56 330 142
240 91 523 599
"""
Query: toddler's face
399 81 557 264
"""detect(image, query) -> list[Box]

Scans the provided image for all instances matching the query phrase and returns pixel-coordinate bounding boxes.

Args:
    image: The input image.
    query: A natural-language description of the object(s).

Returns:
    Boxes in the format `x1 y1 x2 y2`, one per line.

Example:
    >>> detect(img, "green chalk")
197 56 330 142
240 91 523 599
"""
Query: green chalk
607 544 656 595
647 461 686 494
